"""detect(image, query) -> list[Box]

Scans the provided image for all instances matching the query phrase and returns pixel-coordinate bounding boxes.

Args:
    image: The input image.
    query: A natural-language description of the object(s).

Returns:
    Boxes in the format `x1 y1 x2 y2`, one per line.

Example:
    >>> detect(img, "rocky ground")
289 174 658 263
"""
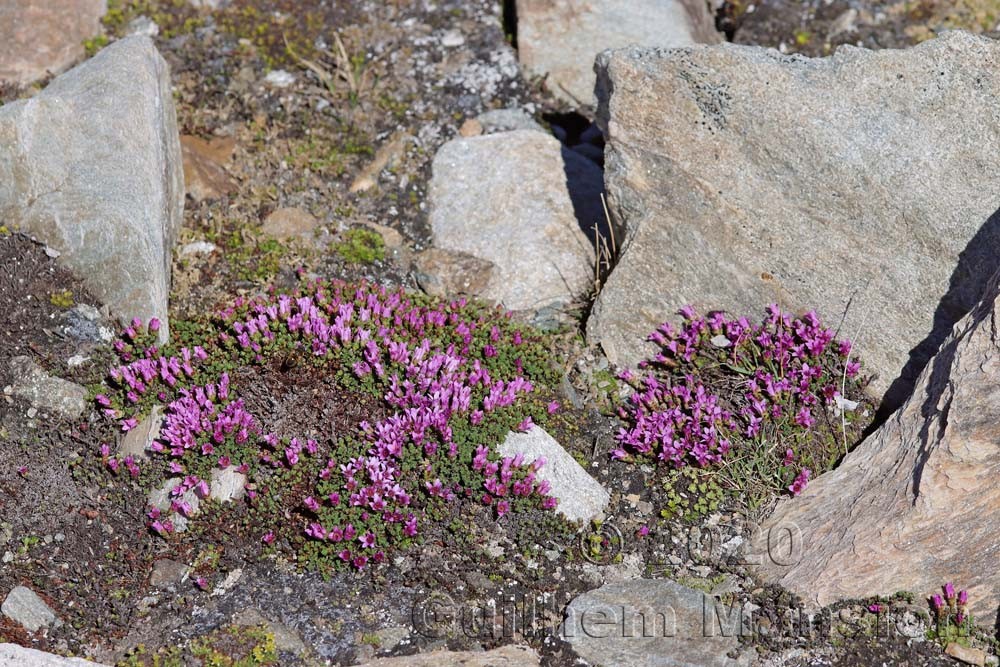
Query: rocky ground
2 1 1000 666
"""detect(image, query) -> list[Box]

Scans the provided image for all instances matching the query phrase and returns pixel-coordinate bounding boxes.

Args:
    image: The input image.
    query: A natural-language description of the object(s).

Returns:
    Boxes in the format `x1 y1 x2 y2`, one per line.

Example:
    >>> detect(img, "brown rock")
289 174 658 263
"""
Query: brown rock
0 0 106 86
413 248 495 299
946 643 986 666
180 134 237 202
751 268 1000 620
356 645 539 666
261 207 319 240
458 118 483 137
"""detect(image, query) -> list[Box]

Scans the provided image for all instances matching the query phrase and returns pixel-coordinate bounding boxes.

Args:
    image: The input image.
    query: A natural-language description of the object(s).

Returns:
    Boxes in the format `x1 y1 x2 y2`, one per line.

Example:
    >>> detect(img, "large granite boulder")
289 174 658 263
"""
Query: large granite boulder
0 0 106 86
587 32 1000 408
751 267 1000 619
0 36 183 341
429 130 601 314
516 0 721 107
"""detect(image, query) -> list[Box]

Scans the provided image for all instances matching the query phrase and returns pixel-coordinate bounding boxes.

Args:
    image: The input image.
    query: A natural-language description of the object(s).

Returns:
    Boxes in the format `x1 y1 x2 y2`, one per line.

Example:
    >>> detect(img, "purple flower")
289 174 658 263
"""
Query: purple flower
931 594 944 612
944 582 956 601
788 468 810 496
958 589 968 606
148 318 161 333
262 531 275 545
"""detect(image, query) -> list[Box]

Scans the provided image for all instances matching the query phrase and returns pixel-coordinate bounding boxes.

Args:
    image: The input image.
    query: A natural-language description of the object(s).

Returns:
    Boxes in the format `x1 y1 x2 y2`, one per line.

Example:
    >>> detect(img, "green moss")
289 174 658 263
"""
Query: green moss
83 35 110 57
334 228 385 264
49 290 75 308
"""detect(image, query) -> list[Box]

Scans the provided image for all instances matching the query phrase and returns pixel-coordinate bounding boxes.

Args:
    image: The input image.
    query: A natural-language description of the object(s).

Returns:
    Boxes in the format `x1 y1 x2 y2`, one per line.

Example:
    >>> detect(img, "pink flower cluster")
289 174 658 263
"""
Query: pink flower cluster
107 281 557 570
615 305 861 495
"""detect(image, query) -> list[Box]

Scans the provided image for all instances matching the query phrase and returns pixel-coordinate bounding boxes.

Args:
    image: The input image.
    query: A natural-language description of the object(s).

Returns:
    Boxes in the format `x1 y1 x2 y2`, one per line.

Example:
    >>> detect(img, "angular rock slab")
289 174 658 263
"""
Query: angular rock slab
7 356 87 418
499 426 609 523
751 268 1000 619
588 32 1000 406
562 579 741 667
429 130 600 313
2 586 58 632
0 0 106 86
516 0 721 106
0 644 108 666
0 36 183 342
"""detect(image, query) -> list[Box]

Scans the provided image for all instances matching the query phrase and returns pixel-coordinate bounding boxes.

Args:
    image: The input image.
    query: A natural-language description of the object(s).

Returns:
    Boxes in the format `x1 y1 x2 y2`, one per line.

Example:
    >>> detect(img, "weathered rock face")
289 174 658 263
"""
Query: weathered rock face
562 579 742 667
0 36 183 342
516 0 721 107
750 268 1000 619
429 130 601 313
0 0 106 86
588 32 1000 407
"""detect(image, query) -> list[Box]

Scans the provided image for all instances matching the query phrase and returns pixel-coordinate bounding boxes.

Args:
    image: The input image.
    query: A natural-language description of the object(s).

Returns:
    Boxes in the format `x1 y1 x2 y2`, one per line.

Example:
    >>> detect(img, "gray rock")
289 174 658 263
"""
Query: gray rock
118 405 163 459
7 356 87 418
0 0 106 86
562 579 740 667
210 465 247 502
516 0 721 106
475 108 545 135
355 645 539 666
750 267 1000 620
0 36 183 343
1 586 59 633
413 248 496 299
149 558 189 589
429 130 601 313
498 427 609 523
148 478 200 532
588 32 1000 408
0 644 108 666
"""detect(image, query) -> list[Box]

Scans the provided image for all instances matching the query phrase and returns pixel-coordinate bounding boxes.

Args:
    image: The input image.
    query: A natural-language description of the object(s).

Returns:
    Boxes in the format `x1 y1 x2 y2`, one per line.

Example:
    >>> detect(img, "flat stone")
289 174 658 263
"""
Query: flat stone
413 248 495 299
516 0 721 106
0 36 183 342
499 426 609 523
180 134 238 202
149 558 189 589
429 130 601 313
947 643 987 667
210 465 247 502
751 268 1000 619
0 644 108 666
261 207 319 240
148 478 200 532
0 0 106 86
588 32 1000 408
1 586 59 633
8 356 86 419
562 579 740 667
118 405 163 459
356 645 539 666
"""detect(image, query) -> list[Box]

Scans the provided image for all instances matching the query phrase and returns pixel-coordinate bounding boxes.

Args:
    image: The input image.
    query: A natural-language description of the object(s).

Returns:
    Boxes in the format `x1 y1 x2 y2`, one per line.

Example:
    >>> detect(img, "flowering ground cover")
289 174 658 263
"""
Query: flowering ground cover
612 305 872 516
97 279 568 574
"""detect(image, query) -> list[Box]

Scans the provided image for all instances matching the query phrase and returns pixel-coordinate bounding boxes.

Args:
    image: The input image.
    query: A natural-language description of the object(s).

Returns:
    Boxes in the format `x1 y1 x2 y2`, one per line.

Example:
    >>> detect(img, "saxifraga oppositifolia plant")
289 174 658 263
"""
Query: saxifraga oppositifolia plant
95 279 564 572
613 304 870 511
